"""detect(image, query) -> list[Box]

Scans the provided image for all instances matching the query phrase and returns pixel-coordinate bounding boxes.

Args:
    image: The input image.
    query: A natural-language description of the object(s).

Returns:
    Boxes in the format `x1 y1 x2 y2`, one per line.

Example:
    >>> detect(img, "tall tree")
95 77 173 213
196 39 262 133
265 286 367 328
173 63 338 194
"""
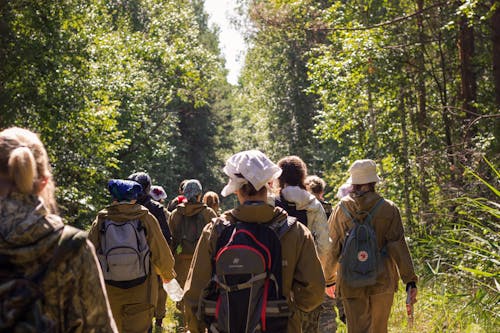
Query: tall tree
492 1 500 107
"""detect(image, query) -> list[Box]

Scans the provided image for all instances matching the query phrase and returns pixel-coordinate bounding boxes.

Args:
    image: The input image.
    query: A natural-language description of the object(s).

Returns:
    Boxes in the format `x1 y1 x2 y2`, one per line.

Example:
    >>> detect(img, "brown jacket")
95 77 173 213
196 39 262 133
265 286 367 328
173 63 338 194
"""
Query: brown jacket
88 203 176 306
168 202 217 255
183 203 325 333
0 193 118 333
327 191 418 298
168 202 217 286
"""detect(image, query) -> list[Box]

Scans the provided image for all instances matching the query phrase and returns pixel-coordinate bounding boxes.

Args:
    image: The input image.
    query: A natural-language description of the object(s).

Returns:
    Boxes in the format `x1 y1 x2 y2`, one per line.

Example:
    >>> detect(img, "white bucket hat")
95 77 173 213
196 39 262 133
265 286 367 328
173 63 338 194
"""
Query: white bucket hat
347 159 381 185
221 150 282 197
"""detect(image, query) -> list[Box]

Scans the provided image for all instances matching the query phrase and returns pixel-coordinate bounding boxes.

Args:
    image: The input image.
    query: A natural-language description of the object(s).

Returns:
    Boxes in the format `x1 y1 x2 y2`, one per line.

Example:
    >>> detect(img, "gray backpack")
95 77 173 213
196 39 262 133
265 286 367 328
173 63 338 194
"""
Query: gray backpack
97 219 150 288
338 199 385 288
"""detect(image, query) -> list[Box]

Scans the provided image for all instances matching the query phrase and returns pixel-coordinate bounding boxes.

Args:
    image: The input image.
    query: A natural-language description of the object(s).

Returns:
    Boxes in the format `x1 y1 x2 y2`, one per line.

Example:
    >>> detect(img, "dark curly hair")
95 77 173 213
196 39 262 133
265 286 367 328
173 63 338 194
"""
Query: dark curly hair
277 156 308 189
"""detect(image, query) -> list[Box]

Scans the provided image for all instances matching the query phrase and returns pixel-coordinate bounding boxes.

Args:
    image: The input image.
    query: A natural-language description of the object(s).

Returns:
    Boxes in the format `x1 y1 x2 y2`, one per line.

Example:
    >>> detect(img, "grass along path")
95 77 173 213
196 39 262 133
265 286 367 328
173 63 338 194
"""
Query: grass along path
156 286 496 332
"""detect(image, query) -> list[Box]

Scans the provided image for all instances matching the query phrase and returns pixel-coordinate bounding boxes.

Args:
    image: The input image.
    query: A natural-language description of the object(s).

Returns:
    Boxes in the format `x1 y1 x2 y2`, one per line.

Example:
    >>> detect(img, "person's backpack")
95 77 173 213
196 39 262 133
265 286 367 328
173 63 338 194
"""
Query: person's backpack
97 219 150 288
275 195 308 227
0 226 87 333
175 210 208 255
338 199 385 288
200 217 296 333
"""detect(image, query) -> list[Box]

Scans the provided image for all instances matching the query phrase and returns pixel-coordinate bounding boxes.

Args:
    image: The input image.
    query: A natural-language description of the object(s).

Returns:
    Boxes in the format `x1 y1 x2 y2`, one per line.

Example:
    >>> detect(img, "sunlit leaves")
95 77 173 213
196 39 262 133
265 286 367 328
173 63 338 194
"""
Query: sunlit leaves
0 0 228 225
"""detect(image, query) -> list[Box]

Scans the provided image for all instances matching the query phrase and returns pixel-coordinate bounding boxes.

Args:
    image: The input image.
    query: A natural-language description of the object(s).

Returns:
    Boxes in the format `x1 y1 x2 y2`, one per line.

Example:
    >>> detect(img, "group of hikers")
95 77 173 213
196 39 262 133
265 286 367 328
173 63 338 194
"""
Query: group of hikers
0 127 418 333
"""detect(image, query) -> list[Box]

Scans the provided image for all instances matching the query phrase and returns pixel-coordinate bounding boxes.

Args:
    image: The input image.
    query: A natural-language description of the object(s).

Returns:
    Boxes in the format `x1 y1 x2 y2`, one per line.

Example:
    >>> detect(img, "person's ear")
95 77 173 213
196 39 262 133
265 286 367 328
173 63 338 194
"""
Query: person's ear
35 176 49 194
235 189 245 204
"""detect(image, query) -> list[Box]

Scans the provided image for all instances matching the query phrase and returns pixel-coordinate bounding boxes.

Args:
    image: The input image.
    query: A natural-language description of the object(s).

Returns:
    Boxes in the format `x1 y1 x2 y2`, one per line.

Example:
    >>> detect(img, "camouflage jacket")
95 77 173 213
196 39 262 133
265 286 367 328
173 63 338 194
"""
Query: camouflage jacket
0 192 118 333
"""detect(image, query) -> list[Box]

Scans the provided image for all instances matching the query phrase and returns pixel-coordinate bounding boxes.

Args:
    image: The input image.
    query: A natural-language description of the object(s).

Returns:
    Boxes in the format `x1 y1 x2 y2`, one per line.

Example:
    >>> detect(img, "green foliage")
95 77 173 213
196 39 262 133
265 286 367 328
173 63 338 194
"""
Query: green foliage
0 0 229 226
232 0 332 172
1 0 499 329
233 0 500 329
416 157 500 329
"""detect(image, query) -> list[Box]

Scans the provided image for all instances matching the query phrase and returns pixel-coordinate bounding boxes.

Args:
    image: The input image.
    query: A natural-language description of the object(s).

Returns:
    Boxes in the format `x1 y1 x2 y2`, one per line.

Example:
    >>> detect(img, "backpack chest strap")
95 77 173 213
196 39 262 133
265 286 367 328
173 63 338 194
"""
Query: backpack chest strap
215 271 268 292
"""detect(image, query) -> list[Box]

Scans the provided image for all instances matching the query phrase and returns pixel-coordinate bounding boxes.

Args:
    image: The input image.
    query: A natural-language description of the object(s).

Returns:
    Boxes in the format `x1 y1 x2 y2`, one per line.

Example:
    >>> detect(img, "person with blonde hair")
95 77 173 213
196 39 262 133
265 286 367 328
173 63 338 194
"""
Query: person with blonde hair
202 190 220 215
0 127 117 332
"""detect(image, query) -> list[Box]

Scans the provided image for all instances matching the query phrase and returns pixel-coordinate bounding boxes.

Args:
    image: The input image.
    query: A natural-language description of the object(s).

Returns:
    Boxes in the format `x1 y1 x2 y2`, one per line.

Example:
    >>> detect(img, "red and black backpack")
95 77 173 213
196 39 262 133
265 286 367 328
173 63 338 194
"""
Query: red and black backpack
200 216 295 333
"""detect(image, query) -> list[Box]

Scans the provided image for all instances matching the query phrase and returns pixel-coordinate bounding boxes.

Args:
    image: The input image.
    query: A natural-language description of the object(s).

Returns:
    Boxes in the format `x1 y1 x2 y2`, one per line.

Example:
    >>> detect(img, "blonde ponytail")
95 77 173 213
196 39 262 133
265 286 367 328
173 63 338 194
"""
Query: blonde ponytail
0 127 58 213
8 146 37 194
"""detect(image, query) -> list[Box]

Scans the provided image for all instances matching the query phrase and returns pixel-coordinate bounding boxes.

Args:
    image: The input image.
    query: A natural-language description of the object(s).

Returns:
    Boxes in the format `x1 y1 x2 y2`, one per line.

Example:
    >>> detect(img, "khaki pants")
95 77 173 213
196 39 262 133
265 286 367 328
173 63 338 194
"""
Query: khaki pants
174 254 193 287
174 254 193 330
343 292 394 333
155 279 167 321
112 302 155 333
107 277 157 333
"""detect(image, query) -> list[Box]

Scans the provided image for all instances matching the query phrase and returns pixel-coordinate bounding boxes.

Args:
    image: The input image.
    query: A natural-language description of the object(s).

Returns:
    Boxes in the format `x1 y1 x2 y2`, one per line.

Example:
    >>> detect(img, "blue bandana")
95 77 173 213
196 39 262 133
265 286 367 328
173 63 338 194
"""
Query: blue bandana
108 179 142 202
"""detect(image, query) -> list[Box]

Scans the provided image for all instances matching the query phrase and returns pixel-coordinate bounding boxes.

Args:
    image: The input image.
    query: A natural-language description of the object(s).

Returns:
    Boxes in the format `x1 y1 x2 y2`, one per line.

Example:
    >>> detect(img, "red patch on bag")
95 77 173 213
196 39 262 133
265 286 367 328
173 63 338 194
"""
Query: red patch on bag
357 251 368 262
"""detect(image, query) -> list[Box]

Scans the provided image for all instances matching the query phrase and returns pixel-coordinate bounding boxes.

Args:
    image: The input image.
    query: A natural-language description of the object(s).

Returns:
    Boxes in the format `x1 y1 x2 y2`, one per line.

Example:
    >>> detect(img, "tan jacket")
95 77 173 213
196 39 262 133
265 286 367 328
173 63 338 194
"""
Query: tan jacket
0 193 118 333
183 203 325 333
327 191 418 298
88 202 176 306
168 202 217 255
168 202 217 286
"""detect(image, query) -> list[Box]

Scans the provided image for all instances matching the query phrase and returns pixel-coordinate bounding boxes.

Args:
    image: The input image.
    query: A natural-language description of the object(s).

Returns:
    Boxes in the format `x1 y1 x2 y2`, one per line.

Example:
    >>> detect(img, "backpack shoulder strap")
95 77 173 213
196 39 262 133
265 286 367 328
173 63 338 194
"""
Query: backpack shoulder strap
339 199 385 225
363 198 385 226
213 218 233 237
339 202 354 221
269 216 297 239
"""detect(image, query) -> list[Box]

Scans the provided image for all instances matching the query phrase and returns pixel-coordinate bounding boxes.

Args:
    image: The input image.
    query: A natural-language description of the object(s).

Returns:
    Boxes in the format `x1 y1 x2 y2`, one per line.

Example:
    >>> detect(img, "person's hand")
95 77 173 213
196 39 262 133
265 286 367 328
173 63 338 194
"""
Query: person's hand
325 284 336 299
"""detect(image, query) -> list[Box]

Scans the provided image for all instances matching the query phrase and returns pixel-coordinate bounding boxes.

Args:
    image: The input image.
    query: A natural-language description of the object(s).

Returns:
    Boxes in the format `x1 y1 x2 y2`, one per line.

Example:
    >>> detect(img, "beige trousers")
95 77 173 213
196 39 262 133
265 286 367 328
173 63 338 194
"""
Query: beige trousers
343 292 394 333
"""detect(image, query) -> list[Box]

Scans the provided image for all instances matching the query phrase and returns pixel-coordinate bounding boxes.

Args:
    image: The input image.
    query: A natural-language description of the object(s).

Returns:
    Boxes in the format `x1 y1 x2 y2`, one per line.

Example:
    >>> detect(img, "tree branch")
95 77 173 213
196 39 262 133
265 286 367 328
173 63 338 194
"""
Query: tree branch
313 1 452 32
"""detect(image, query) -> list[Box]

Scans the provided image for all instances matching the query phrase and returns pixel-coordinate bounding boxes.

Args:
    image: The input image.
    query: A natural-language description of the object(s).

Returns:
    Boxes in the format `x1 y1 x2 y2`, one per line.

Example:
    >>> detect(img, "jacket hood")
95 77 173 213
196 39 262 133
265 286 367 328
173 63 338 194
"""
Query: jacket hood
176 202 206 217
97 202 151 221
226 202 287 224
0 193 64 265
281 186 317 210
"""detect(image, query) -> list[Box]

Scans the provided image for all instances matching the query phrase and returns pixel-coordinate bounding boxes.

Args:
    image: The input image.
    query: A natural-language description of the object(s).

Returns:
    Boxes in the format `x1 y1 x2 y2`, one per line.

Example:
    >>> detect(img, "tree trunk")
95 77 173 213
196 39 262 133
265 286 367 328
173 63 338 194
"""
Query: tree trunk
400 88 414 231
415 0 429 223
493 1 500 152
492 1 500 108
437 26 456 181
367 59 378 155
458 10 477 139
